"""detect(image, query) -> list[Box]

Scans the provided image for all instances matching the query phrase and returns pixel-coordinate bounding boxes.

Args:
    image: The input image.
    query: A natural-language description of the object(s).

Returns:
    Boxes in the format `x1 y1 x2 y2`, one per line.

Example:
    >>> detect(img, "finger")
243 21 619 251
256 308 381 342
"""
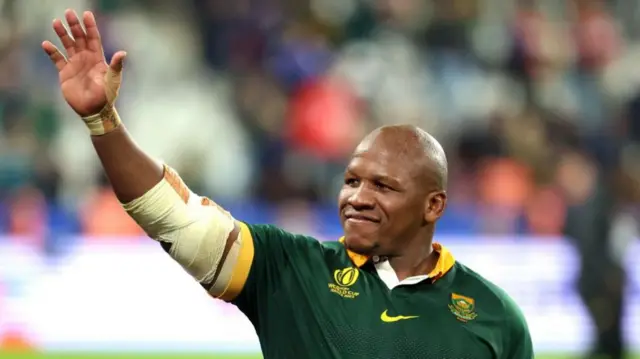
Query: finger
82 11 103 54
52 18 75 57
42 41 68 72
109 51 127 73
106 51 126 103
65 9 87 51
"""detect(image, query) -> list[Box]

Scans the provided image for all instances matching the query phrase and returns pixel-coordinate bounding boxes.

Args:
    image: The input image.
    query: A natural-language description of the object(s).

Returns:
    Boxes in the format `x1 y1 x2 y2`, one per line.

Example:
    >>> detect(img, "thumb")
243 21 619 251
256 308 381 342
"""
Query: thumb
104 51 126 104
109 51 127 73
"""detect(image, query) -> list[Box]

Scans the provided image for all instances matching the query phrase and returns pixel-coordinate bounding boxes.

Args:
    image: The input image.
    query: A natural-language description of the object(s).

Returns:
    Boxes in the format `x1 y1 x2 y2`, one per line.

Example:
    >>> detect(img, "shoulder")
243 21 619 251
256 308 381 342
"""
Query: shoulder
242 222 317 243
321 239 349 253
451 262 532 355
452 262 527 324
453 262 533 357
242 222 300 240
242 222 345 259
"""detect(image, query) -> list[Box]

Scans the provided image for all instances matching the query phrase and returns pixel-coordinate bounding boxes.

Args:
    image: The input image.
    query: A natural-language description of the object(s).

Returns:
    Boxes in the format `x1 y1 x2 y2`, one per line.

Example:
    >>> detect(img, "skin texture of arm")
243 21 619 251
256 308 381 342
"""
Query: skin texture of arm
91 125 164 203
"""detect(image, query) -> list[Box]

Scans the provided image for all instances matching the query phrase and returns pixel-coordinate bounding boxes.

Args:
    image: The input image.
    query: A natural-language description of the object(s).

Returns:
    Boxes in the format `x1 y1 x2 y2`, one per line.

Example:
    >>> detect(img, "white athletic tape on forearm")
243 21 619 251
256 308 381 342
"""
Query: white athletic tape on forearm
122 167 235 284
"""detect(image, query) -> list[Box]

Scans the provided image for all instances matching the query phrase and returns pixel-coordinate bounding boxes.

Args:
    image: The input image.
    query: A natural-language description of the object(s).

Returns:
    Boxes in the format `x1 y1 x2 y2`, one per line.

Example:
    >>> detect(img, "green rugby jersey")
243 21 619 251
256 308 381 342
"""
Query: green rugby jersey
218 223 533 359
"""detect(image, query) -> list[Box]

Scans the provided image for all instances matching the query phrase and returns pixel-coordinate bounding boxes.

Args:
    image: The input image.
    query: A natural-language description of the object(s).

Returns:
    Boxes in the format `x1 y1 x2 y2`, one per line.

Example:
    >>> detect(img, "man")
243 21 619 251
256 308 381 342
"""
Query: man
42 9 533 358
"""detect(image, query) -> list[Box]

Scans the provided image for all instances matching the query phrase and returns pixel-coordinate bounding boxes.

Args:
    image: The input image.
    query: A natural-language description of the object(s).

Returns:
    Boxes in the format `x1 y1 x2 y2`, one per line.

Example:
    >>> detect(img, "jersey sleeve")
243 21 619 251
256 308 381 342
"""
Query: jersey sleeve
503 297 534 359
218 222 320 320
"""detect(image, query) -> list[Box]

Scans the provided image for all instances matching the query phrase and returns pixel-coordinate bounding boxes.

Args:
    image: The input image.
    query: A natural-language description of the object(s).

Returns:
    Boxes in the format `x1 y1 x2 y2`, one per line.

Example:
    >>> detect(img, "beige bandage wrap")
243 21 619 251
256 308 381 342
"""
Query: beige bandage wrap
82 66 123 136
122 166 238 290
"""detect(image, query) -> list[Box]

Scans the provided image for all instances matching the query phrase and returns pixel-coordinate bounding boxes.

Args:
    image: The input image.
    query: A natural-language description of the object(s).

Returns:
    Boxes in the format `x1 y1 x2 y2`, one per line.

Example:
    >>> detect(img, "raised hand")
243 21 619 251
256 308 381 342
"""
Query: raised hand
42 9 126 117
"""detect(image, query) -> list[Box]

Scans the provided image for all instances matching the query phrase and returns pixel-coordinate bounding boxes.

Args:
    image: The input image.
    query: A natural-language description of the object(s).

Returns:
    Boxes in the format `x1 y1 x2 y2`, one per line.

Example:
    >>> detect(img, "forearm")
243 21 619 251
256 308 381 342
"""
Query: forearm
91 121 163 203
90 118 240 295
84 106 243 297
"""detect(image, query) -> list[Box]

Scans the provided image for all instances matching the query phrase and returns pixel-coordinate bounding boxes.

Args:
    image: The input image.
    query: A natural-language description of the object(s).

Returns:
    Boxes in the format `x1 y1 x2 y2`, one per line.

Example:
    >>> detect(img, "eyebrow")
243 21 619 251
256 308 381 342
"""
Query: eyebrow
373 174 401 187
346 168 403 188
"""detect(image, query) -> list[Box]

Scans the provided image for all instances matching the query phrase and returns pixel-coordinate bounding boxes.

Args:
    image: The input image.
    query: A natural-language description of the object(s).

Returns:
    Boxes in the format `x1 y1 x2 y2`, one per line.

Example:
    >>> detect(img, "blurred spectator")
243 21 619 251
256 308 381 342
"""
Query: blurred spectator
476 158 533 234
558 150 627 359
571 0 622 72
79 184 144 238
6 186 47 244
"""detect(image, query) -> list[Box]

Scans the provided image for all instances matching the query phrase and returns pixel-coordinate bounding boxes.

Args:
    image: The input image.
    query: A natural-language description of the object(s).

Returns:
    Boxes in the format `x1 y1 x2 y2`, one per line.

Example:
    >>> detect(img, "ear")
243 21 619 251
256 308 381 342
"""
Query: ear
424 191 447 223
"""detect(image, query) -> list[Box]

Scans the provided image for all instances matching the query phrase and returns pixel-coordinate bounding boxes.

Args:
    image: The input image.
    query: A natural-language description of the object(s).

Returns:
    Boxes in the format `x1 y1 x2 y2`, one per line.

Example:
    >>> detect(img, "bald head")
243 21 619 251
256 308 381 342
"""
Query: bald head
356 125 448 190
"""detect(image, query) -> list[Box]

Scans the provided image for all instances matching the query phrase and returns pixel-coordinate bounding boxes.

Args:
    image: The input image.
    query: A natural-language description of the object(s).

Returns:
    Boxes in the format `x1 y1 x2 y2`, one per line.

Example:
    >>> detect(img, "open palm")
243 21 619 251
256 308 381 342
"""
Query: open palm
42 9 126 117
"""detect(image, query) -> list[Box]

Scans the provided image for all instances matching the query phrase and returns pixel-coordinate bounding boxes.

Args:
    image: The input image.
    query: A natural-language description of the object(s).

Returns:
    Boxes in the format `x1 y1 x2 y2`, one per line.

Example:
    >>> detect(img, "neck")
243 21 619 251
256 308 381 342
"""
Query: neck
387 233 438 281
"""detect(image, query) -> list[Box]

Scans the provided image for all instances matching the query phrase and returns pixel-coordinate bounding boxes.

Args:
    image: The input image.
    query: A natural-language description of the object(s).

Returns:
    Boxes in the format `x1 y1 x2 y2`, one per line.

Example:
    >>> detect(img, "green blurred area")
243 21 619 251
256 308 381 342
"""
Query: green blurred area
1 353 639 359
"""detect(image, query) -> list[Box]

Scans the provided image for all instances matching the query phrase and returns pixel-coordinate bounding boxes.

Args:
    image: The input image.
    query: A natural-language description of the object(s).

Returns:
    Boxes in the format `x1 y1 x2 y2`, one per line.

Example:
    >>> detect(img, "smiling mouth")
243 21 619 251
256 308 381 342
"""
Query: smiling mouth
345 214 380 223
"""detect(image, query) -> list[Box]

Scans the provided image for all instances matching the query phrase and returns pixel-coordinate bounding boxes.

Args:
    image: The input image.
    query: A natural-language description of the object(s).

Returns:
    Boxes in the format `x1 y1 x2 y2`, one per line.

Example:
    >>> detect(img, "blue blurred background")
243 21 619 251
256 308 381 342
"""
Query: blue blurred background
0 0 639 357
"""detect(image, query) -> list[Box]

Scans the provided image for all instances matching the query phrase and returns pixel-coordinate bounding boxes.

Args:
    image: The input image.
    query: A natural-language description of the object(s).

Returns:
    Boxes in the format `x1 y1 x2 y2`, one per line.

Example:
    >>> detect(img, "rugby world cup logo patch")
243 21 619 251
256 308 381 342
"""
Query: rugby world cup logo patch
328 267 360 299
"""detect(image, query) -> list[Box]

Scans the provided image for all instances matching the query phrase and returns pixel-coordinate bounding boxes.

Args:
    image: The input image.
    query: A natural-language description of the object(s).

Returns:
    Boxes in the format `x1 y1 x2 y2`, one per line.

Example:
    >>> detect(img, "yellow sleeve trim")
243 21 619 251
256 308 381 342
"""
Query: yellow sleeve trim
217 222 255 302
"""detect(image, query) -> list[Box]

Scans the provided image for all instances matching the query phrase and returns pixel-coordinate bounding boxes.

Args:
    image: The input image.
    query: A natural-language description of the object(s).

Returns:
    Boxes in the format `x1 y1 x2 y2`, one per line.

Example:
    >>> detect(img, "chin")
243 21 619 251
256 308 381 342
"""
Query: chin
344 232 378 255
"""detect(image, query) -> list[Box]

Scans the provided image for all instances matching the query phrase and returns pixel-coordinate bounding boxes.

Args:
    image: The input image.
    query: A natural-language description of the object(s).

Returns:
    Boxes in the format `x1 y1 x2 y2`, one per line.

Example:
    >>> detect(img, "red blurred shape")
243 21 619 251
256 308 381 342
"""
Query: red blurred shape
288 77 364 160
8 186 47 245
478 158 533 209
0 329 35 353
80 187 144 239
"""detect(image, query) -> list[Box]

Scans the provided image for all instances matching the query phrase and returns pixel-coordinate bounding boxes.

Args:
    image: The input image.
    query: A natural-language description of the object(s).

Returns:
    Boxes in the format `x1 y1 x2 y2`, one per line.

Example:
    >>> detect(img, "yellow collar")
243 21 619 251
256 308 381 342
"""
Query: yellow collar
338 238 456 282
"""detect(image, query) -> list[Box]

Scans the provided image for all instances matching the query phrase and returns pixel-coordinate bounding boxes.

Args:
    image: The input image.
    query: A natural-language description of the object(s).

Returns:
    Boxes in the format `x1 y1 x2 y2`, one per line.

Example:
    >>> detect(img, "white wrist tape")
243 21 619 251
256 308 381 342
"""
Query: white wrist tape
82 66 124 136
82 106 122 136
122 166 235 285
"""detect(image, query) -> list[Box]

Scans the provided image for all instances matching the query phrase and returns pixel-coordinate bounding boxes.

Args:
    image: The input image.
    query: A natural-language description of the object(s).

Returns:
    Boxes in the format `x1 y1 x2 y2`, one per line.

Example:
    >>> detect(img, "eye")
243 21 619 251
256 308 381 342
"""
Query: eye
345 177 360 187
374 181 391 191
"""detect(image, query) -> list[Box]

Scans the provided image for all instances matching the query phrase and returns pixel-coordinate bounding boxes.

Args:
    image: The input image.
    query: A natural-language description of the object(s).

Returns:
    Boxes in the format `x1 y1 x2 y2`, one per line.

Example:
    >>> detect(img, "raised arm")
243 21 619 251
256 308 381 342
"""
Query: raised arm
42 9 246 300
42 9 159 202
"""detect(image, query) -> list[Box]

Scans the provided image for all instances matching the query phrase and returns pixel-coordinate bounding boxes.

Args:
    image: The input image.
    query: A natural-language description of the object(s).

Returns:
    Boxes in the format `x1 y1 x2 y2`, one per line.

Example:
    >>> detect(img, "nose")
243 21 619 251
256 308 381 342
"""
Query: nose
348 185 375 210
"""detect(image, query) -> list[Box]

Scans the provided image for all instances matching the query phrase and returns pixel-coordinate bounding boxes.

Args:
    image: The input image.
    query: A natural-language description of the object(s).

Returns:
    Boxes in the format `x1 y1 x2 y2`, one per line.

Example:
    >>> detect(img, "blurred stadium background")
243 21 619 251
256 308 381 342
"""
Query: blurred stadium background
0 0 639 358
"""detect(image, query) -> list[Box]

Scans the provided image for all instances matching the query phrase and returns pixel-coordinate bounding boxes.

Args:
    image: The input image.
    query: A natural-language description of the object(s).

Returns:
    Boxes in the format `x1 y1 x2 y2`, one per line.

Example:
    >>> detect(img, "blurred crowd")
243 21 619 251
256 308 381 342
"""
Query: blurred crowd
0 0 638 242
1 0 639 356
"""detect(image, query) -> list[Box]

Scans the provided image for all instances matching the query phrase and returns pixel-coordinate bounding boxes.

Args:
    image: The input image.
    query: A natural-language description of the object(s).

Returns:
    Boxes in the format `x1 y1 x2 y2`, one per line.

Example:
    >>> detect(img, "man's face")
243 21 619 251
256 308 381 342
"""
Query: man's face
337 140 438 256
